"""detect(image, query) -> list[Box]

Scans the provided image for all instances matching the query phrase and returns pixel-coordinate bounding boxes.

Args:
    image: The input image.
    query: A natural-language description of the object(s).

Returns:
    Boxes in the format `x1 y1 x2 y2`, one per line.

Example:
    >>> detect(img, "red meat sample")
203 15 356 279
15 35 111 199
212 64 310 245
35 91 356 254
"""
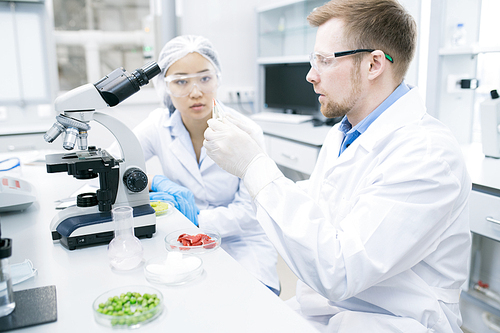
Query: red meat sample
177 233 216 248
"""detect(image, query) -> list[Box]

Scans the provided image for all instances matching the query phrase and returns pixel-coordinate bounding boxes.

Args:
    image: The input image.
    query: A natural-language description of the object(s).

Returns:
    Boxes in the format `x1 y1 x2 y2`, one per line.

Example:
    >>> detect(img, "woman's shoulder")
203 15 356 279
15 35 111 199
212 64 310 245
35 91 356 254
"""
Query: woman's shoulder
146 107 170 121
134 107 171 134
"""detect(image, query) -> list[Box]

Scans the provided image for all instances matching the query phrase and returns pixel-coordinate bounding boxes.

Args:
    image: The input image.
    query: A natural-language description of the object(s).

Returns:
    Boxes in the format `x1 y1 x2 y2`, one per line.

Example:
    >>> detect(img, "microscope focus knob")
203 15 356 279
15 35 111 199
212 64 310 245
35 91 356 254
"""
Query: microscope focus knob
123 168 148 193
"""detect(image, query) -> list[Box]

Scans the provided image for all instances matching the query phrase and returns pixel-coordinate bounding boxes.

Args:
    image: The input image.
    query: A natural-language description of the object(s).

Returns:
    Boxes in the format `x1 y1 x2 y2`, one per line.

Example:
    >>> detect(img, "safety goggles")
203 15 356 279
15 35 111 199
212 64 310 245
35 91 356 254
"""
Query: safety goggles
164 71 219 97
309 49 394 74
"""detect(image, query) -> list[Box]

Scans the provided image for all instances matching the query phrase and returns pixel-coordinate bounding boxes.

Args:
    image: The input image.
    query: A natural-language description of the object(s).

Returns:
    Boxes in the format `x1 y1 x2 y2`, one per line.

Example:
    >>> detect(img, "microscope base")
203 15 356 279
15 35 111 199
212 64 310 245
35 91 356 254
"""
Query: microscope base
59 224 155 250
51 204 156 250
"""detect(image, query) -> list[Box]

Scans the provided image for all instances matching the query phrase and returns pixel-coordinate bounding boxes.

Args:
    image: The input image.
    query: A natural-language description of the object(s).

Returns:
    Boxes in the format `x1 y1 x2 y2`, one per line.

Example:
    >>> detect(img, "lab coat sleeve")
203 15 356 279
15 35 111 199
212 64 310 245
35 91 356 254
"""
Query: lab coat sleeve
243 134 470 302
197 179 262 238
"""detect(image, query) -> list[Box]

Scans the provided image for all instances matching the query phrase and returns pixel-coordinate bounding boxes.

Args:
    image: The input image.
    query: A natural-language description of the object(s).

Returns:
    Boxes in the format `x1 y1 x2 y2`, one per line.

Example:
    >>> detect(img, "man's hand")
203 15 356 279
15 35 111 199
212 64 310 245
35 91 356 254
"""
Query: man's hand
224 113 266 151
204 118 265 178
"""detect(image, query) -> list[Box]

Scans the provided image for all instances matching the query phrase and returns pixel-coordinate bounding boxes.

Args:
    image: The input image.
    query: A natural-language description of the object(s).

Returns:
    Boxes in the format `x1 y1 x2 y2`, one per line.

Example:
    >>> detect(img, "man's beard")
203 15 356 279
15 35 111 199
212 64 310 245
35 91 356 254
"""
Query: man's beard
321 65 362 119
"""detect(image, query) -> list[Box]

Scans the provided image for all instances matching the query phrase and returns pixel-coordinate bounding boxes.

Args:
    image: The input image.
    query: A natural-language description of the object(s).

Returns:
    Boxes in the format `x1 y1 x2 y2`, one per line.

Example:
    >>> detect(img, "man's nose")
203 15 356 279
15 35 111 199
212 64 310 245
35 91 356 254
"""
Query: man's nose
306 67 320 84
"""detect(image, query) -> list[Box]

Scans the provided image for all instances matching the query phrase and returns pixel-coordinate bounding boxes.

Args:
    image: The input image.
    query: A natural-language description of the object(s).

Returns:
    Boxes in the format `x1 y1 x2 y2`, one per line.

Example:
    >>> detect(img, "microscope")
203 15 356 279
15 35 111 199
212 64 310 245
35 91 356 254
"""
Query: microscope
44 62 161 250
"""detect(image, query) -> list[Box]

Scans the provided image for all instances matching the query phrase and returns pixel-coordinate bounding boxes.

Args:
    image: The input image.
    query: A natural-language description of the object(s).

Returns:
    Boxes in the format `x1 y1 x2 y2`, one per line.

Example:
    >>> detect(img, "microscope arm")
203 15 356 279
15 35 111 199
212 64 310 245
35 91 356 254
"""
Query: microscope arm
92 112 145 169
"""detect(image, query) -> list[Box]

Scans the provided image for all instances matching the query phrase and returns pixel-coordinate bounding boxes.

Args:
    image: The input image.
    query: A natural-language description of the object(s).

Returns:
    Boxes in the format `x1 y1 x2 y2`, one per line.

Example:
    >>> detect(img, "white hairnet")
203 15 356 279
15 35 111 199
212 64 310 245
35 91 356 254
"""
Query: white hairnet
152 35 222 111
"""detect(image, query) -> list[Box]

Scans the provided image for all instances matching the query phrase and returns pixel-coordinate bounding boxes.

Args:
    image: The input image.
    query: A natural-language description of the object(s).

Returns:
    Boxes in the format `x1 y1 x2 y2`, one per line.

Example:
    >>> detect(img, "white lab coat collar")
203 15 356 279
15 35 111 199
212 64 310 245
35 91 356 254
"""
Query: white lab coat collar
334 87 425 164
161 110 214 186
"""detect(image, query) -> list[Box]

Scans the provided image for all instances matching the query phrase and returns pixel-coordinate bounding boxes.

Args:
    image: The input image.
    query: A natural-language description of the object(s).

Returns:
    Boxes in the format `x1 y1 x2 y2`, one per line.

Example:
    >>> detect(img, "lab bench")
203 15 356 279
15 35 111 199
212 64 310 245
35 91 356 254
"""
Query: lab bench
0 150 318 332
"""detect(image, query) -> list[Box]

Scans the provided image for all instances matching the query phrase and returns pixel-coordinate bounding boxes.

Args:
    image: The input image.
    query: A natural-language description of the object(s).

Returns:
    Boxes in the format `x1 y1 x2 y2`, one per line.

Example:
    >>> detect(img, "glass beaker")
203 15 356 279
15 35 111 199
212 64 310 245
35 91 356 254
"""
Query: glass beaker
107 206 143 270
0 238 15 317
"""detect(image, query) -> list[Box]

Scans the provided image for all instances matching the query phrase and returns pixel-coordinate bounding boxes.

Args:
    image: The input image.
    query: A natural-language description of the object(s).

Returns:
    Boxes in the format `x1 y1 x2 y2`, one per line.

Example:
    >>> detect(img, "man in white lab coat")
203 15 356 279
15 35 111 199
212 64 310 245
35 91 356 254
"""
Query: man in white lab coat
204 0 471 332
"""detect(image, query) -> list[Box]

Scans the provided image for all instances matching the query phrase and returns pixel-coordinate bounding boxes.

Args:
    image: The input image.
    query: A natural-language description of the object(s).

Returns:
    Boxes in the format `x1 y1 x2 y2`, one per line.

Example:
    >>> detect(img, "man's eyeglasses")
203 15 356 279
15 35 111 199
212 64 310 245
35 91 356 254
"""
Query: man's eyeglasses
309 49 394 74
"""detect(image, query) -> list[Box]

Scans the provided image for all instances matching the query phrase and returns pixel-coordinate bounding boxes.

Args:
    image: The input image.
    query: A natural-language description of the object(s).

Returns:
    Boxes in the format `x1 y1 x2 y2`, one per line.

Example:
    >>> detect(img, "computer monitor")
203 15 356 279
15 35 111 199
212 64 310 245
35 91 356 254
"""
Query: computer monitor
263 62 319 114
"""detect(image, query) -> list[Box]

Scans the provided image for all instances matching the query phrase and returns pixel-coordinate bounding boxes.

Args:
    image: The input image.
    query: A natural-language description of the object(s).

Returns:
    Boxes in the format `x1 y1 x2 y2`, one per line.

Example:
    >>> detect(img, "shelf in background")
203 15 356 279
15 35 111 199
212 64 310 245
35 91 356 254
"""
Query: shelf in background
439 44 500 56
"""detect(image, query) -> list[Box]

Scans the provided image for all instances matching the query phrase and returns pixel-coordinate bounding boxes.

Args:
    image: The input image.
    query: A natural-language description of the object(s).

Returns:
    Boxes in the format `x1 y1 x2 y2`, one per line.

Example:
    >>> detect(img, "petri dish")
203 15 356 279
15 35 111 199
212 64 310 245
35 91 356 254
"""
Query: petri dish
92 285 164 329
164 228 221 254
144 253 203 286
150 199 172 217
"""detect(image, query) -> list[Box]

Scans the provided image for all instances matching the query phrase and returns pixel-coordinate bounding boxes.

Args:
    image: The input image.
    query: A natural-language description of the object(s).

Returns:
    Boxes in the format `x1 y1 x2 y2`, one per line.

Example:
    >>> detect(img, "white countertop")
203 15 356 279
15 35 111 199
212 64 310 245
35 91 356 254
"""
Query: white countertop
462 143 500 191
0 150 318 332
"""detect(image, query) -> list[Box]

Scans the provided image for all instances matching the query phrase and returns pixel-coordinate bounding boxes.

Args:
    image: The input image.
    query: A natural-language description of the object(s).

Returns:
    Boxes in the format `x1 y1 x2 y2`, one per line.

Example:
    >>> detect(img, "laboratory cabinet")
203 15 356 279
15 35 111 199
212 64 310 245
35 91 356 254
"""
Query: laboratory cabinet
469 187 500 242
266 135 319 175
425 0 500 145
461 187 500 332
256 0 324 60
460 145 500 332
255 119 332 178
425 0 481 145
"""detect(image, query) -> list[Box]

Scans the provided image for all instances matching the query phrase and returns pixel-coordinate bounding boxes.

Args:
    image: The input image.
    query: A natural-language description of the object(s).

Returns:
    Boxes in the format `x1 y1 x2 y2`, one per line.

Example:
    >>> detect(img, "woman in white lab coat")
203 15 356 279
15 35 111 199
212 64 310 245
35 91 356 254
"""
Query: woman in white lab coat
133 35 279 294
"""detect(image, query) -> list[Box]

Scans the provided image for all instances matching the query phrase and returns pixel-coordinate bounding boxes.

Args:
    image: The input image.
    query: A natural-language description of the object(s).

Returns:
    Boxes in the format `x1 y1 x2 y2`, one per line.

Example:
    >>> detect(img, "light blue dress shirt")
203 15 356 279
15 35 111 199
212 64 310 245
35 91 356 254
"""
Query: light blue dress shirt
338 81 411 155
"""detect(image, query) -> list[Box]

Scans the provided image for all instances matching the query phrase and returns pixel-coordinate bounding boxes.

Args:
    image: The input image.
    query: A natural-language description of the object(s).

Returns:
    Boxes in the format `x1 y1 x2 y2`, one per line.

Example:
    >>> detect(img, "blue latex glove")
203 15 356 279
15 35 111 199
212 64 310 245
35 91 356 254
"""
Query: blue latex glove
150 175 199 226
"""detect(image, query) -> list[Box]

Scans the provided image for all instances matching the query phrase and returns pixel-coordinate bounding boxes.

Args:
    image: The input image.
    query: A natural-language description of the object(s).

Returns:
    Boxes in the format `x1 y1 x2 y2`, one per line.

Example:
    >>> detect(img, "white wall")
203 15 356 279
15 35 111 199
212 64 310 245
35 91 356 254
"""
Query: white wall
178 0 292 109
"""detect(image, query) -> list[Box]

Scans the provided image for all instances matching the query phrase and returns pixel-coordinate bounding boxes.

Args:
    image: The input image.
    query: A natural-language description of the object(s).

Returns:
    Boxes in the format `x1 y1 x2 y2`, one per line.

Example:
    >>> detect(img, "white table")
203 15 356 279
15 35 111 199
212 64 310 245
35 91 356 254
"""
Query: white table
0 150 318 332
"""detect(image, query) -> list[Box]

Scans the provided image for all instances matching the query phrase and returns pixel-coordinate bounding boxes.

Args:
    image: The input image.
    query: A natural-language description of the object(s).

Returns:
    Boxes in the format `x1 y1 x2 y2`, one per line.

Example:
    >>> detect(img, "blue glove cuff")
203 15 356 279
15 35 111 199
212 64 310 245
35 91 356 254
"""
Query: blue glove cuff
151 175 174 193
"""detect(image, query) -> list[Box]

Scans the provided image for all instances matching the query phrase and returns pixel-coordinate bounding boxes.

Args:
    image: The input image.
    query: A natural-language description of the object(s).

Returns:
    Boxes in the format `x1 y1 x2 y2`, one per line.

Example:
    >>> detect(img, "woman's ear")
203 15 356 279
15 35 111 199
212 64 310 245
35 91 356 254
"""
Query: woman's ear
367 50 387 81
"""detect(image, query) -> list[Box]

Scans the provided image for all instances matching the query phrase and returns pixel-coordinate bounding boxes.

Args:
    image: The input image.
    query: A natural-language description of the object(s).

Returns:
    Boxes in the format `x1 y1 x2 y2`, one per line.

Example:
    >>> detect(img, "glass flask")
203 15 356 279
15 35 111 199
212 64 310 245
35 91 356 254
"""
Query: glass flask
107 206 143 270
0 238 15 317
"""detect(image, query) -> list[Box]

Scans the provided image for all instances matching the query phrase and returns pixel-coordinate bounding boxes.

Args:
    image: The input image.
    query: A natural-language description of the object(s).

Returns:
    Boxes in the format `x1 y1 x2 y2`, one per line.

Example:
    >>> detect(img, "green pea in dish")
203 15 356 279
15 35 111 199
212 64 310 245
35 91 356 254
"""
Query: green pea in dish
93 286 164 329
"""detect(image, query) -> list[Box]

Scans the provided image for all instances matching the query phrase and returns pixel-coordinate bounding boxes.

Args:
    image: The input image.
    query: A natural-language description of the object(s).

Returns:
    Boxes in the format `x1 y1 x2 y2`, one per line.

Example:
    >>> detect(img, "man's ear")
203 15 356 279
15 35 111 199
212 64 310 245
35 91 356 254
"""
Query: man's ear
367 50 387 81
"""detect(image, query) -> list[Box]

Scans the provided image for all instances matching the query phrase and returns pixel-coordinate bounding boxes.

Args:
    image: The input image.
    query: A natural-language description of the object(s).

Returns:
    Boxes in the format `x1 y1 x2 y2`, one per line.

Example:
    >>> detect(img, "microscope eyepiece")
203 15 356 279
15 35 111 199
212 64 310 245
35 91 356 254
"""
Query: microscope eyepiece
131 62 161 87
94 62 161 107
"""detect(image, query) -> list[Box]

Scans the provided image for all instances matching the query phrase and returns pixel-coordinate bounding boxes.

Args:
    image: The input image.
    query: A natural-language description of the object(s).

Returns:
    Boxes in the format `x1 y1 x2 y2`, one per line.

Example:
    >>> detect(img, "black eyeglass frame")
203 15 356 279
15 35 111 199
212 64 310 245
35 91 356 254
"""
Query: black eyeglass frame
333 49 394 63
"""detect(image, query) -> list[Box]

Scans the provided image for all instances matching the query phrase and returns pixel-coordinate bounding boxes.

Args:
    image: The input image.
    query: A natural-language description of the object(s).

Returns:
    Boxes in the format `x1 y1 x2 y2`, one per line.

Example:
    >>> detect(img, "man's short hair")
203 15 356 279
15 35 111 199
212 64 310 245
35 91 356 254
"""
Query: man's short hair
308 0 417 82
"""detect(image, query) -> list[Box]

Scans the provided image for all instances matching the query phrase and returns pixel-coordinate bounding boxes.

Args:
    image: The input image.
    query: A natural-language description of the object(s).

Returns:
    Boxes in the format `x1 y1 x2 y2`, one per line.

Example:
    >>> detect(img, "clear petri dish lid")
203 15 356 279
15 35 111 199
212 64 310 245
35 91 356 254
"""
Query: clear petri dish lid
144 252 203 286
